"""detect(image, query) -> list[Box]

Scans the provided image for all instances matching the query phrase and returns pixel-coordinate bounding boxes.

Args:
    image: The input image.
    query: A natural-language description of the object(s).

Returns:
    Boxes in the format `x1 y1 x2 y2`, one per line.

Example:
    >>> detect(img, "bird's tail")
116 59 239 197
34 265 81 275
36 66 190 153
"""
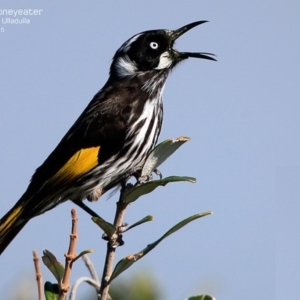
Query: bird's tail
0 198 29 255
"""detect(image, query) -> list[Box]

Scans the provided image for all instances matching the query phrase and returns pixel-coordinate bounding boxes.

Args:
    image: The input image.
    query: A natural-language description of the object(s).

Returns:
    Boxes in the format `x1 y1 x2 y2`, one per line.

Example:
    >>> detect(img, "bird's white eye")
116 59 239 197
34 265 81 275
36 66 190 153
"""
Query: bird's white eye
150 42 159 49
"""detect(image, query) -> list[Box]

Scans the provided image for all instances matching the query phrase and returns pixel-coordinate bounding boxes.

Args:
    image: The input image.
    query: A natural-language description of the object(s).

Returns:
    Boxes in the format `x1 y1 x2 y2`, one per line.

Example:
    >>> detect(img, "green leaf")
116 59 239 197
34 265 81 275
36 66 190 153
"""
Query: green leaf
109 254 141 283
73 249 94 263
92 216 116 238
141 136 190 176
187 295 216 300
44 282 59 300
141 212 212 255
125 176 196 204
124 215 154 232
42 250 64 282
109 212 212 282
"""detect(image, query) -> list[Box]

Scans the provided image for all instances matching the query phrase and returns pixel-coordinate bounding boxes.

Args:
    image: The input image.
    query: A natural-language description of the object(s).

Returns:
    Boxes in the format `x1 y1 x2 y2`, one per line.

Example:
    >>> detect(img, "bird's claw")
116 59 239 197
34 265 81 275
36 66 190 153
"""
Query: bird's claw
138 173 153 184
153 168 163 180
138 168 162 184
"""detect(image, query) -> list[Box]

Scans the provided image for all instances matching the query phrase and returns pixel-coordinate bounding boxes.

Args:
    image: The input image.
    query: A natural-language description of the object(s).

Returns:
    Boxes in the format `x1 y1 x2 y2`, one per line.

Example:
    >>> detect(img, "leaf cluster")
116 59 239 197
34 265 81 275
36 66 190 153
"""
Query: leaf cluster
34 138 214 300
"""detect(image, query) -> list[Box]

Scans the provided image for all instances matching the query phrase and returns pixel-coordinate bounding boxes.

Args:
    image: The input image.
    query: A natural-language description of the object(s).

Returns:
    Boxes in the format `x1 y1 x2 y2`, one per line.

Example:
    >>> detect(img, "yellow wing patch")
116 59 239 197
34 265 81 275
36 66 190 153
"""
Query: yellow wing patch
50 146 100 184
0 205 23 232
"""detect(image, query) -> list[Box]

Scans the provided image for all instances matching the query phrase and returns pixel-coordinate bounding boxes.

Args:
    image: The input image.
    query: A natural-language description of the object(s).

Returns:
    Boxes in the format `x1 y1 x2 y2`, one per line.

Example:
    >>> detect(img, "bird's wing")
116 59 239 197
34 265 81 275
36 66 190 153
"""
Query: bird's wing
26 85 132 196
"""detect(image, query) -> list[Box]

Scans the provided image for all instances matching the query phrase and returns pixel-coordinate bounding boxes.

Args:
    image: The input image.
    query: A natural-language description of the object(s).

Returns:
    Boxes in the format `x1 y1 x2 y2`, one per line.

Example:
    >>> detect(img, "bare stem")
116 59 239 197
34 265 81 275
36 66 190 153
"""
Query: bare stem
82 254 100 283
69 277 100 300
59 209 78 300
99 184 131 300
32 250 43 300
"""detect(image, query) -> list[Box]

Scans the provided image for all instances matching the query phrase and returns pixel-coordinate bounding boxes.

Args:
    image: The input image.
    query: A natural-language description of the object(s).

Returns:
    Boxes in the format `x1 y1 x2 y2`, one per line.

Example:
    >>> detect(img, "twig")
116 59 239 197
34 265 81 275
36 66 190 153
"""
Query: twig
59 209 79 300
82 254 100 283
32 250 43 300
69 276 100 300
69 255 113 300
99 184 131 300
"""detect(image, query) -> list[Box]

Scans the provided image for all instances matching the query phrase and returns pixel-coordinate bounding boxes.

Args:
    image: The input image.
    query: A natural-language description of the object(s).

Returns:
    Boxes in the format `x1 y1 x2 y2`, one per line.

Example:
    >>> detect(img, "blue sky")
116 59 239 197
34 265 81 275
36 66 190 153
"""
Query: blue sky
1 1 299 299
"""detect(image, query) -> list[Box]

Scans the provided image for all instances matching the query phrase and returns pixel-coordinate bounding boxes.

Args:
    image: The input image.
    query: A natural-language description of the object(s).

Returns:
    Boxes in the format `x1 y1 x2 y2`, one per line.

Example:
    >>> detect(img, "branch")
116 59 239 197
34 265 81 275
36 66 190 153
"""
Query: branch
32 250 43 300
69 276 100 300
59 209 78 300
99 183 131 300
82 254 100 283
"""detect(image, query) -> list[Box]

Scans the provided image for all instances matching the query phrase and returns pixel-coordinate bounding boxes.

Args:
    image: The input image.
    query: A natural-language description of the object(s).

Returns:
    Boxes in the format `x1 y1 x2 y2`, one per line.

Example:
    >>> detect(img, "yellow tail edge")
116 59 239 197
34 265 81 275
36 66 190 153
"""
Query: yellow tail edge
0 203 27 255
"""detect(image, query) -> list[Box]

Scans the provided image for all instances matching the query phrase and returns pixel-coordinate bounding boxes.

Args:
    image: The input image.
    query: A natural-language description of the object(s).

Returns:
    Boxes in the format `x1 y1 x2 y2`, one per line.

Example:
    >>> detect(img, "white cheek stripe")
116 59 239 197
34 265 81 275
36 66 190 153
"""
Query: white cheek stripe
116 55 138 77
155 51 172 70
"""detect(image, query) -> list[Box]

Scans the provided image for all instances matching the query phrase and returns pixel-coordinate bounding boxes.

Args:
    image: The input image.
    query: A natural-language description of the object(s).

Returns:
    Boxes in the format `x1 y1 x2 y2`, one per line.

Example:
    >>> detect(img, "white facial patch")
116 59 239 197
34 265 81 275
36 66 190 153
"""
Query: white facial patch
115 55 138 77
155 51 173 70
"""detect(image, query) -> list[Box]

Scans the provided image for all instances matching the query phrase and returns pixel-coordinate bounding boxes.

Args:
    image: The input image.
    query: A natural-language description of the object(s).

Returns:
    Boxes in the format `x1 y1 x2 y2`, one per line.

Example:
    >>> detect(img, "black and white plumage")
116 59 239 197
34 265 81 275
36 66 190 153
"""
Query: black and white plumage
0 21 215 254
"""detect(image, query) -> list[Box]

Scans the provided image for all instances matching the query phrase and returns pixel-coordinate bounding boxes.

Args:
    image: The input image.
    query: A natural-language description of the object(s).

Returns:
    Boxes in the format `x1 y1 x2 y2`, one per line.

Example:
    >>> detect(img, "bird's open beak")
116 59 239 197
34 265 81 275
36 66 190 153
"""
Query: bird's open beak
170 21 217 62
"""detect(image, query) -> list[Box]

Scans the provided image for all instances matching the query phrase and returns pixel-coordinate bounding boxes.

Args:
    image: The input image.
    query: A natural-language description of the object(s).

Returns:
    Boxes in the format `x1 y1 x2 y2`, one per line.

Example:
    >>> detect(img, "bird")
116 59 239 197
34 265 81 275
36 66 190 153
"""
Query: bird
0 21 215 254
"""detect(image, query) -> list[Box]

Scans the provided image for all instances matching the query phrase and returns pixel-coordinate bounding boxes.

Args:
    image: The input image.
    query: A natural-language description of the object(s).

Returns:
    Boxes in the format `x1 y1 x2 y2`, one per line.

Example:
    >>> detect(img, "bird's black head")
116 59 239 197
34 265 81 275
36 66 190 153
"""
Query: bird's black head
110 21 216 78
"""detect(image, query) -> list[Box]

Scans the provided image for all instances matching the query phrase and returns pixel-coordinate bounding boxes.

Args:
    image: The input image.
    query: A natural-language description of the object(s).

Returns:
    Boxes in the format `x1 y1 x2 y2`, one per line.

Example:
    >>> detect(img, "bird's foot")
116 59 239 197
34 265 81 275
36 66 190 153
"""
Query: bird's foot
153 168 163 180
138 168 163 184
138 173 153 184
